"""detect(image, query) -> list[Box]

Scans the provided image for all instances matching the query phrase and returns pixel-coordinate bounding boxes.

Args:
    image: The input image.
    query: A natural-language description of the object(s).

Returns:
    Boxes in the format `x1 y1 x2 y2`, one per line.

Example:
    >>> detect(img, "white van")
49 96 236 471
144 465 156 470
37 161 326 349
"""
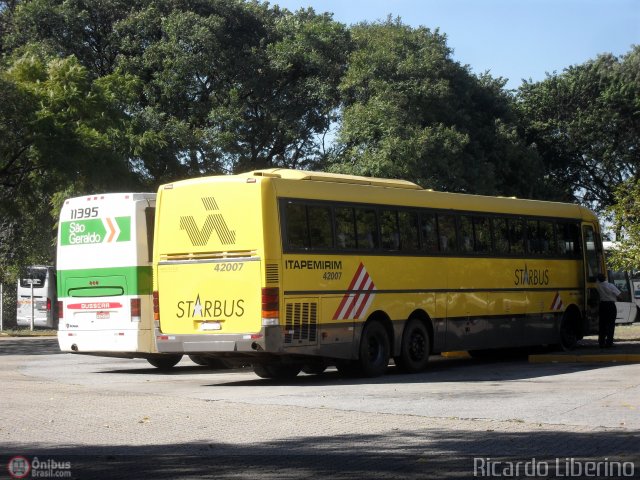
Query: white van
17 265 57 328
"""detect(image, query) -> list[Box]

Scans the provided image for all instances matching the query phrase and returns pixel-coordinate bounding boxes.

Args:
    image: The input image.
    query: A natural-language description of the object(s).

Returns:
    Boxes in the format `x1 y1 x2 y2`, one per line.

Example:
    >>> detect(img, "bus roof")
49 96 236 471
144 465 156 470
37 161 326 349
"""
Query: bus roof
243 168 422 190
63 193 155 205
160 169 596 221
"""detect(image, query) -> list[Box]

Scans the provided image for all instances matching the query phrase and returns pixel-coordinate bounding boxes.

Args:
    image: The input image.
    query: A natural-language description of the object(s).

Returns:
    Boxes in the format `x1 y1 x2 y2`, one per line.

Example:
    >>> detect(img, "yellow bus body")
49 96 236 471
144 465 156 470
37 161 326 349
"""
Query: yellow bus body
153 169 603 375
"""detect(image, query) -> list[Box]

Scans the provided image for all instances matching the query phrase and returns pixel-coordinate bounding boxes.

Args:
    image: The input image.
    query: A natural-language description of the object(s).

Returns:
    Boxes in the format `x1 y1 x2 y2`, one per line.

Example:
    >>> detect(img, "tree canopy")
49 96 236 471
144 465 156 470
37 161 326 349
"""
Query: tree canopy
516 46 640 213
329 19 544 198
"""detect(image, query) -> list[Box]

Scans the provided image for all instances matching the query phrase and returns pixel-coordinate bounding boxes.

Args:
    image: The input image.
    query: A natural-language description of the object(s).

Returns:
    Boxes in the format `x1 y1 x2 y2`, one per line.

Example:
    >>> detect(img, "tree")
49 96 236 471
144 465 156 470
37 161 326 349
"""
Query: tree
329 18 544 197
4 0 145 76
115 1 350 180
0 51 140 198
0 51 141 288
606 178 640 271
516 46 640 214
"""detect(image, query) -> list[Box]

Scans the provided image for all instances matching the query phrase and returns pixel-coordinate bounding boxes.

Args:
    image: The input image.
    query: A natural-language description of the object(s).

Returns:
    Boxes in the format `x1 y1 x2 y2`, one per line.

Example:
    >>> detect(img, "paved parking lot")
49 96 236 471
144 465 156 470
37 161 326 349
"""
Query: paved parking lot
1 331 639 479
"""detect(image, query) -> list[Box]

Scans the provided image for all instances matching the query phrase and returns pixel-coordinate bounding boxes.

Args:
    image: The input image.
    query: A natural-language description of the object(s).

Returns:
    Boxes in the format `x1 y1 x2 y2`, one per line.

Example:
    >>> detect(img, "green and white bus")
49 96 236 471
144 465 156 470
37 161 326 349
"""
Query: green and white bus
56 193 183 369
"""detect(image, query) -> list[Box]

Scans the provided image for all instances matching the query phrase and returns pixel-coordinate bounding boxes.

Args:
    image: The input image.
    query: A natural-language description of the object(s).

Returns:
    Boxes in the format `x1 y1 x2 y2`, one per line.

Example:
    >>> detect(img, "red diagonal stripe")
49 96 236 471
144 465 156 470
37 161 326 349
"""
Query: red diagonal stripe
333 263 365 319
344 274 372 319
353 281 376 319
550 292 559 310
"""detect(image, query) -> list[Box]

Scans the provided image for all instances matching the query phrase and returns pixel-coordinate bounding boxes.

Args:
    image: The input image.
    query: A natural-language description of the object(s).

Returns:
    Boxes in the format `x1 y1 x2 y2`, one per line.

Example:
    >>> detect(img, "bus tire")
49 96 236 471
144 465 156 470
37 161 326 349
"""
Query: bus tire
252 363 301 379
147 354 182 370
395 318 431 373
358 320 390 377
559 313 579 351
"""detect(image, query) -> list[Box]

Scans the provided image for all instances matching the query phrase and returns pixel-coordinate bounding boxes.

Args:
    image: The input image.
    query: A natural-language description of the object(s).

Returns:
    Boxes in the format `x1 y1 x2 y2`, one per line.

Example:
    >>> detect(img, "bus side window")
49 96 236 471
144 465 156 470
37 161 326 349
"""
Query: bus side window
508 218 525 255
355 207 379 249
145 207 155 262
459 216 473 253
539 220 555 256
335 207 356 249
420 212 439 253
308 205 334 249
398 211 420 251
437 214 457 253
583 225 603 281
380 209 400 250
557 222 581 257
527 220 540 254
492 217 510 254
473 216 491 253
285 202 309 249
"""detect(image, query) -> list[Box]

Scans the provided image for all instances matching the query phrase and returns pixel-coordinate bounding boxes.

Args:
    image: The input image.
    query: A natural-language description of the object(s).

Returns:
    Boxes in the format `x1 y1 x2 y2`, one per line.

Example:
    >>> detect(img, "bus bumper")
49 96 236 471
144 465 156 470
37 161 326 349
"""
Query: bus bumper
154 326 283 354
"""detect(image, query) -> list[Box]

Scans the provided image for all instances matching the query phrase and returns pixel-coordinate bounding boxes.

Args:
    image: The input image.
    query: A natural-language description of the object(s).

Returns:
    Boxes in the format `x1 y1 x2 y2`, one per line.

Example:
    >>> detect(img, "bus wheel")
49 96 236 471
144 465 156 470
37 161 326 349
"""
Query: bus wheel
395 318 430 373
252 363 301 379
560 314 578 351
358 321 390 377
147 354 182 370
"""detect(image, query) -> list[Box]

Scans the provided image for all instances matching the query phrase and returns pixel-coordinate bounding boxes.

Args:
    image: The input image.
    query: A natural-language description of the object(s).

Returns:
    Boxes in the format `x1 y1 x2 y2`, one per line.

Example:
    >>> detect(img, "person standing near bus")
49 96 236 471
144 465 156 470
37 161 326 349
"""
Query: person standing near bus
596 273 622 348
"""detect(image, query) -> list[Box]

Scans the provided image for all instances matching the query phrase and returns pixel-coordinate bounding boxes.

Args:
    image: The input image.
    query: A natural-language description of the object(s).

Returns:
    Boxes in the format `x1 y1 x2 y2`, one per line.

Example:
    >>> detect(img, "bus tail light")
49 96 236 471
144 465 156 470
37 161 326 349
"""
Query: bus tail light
261 287 279 326
131 298 141 322
153 291 160 321
57 301 63 319
46 298 52 311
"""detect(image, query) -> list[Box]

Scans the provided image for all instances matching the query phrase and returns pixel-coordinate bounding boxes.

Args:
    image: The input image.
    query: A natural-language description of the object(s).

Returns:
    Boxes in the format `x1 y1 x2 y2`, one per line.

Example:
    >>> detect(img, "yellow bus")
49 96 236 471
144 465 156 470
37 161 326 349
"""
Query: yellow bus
153 169 604 378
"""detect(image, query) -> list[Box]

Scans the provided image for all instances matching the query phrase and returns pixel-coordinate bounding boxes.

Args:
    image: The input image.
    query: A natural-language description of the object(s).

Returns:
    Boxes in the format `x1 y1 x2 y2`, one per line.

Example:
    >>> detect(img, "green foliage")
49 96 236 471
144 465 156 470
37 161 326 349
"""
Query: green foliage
516 46 640 214
329 19 544 197
607 178 640 271
115 1 350 178
0 50 140 282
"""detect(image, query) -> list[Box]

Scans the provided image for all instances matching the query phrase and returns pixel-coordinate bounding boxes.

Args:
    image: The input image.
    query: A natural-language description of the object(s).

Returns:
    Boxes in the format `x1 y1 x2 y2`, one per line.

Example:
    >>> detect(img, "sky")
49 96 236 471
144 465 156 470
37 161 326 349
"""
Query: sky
270 0 639 89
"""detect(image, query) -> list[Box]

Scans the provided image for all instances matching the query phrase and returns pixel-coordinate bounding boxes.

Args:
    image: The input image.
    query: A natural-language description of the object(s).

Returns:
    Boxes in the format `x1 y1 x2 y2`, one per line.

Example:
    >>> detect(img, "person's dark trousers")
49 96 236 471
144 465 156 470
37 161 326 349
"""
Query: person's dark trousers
598 301 617 348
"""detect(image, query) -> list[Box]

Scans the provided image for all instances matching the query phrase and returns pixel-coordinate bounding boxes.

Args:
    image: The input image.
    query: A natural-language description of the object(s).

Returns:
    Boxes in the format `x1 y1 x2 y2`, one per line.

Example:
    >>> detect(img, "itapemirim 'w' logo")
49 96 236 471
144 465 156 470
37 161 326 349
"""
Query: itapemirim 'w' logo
180 197 236 246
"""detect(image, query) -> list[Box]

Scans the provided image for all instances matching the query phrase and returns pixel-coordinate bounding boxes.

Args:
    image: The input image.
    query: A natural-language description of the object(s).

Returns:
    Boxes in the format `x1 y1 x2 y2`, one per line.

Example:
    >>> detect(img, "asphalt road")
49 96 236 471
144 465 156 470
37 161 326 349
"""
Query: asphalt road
1 337 639 479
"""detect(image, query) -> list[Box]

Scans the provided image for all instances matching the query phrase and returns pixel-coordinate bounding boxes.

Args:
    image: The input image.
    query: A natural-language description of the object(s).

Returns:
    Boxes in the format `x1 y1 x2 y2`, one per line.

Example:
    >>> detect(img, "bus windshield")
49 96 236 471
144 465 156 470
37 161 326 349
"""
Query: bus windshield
19 267 48 288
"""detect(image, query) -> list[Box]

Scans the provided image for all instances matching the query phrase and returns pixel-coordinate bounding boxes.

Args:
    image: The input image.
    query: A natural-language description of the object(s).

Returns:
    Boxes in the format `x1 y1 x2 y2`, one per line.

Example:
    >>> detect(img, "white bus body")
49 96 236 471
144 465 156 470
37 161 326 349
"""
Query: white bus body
17 265 57 328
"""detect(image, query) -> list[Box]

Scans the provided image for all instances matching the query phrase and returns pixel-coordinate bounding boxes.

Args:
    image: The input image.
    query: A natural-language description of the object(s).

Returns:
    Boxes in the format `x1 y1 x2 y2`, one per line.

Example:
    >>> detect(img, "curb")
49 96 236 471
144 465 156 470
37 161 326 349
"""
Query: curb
440 351 471 359
529 353 640 363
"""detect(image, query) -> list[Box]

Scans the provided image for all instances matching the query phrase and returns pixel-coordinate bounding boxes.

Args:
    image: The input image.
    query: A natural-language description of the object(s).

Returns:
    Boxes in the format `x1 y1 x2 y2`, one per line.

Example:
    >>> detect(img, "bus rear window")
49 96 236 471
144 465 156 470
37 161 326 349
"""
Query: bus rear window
68 286 125 297
19 268 47 288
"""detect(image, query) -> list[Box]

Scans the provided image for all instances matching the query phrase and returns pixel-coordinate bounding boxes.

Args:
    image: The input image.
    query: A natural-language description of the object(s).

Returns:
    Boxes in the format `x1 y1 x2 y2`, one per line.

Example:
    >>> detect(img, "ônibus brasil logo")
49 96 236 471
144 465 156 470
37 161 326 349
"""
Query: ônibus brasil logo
180 196 236 246
7 456 72 479
7 456 30 479
60 217 130 246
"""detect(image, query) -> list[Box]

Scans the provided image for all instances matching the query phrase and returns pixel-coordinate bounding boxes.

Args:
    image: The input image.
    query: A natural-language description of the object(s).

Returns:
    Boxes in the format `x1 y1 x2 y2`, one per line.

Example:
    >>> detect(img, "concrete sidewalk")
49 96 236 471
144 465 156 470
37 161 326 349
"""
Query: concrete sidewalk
529 323 640 363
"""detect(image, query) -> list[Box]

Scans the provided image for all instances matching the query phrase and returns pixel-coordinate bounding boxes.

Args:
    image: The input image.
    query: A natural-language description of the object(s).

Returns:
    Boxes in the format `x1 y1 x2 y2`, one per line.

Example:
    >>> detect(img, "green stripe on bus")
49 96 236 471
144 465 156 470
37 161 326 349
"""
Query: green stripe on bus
57 266 152 298
59 216 131 246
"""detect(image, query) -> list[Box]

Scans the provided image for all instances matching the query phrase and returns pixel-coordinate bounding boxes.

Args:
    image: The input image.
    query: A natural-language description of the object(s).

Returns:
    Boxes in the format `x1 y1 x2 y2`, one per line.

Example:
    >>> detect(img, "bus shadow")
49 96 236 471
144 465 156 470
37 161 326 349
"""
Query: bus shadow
208 357 618 387
99 365 250 376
